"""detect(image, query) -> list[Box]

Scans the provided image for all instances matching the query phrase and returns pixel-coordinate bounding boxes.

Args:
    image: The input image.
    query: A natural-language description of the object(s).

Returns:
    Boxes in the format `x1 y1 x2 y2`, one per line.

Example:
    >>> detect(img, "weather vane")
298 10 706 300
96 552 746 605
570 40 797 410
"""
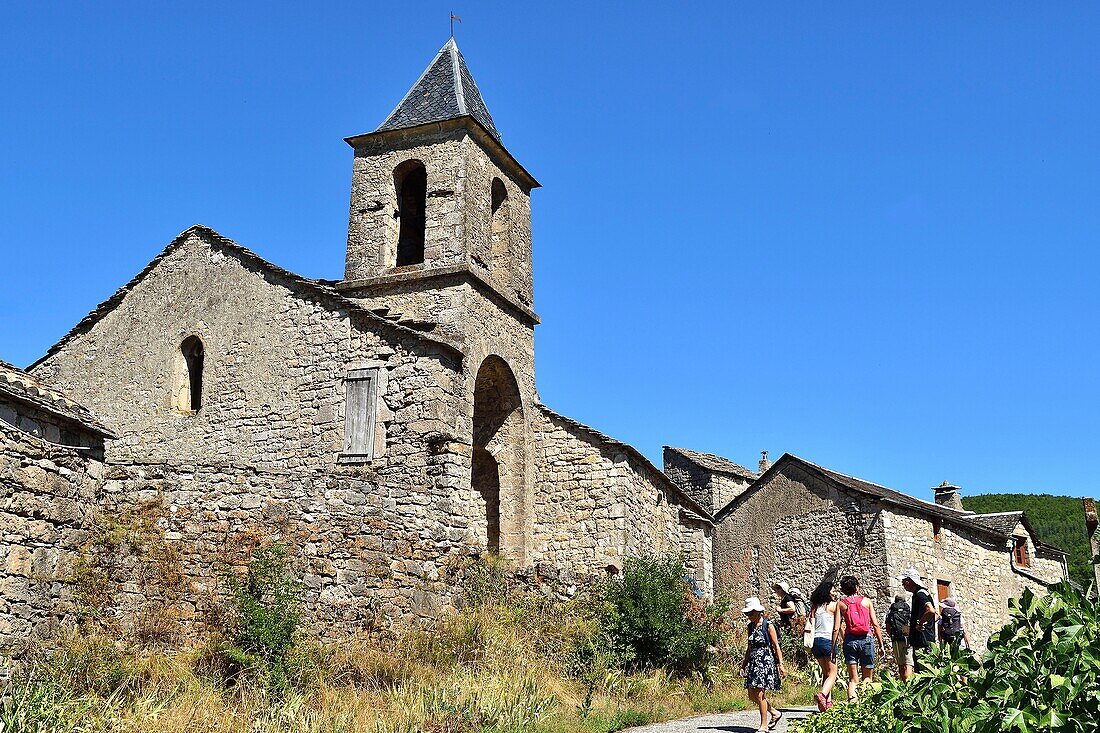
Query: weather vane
450 11 461 38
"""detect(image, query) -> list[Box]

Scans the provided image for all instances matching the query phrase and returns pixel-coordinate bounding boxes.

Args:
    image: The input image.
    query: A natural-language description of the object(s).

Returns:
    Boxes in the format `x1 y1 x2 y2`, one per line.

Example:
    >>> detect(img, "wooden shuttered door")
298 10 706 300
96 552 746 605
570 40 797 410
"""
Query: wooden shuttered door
344 369 376 458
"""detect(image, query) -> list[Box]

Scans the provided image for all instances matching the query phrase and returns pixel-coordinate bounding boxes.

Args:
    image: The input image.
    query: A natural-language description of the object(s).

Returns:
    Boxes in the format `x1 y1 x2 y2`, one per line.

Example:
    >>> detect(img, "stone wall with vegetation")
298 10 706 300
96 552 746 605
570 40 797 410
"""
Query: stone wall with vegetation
714 463 889 608
0 421 101 664
530 406 713 596
29 230 481 636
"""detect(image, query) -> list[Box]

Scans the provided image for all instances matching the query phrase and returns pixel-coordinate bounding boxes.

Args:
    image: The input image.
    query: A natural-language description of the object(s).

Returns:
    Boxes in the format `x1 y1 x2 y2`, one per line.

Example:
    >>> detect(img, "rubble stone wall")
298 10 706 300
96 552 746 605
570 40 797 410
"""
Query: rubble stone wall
882 509 1065 652
531 407 713 597
714 463 889 610
29 232 482 634
0 421 101 663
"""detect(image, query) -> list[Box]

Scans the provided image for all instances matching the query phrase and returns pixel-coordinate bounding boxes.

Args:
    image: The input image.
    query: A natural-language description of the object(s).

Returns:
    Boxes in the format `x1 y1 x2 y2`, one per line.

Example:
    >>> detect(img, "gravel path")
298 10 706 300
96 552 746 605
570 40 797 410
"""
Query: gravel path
624 706 817 733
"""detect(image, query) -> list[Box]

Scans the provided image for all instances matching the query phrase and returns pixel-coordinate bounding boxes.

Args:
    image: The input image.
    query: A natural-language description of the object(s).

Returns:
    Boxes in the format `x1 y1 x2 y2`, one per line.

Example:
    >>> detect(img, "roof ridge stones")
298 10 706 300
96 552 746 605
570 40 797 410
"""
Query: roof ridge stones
664 445 759 480
537 404 714 525
375 38 502 144
27 225 464 372
714 453 1067 556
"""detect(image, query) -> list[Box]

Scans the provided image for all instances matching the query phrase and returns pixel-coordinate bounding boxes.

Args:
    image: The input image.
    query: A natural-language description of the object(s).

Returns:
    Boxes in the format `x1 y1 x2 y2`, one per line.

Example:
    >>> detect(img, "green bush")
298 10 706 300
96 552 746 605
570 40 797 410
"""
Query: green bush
793 582 1100 733
202 542 304 690
600 556 724 675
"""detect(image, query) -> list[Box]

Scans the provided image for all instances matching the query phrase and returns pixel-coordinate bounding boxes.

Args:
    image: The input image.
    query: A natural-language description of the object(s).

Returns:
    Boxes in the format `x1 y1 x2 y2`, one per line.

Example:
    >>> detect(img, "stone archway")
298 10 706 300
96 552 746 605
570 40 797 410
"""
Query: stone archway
472 356 526 559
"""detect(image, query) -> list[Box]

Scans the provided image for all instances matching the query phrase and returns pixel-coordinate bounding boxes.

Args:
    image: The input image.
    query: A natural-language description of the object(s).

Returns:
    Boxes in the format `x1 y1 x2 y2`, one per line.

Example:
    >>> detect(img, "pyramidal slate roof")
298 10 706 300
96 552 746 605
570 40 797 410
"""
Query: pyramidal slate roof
376 38 502 143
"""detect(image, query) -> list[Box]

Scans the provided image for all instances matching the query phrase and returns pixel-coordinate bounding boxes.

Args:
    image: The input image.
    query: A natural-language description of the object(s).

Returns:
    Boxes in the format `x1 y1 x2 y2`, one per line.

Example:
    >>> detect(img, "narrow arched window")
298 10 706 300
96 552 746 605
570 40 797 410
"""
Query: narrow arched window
181 336 204 411
395 160 427 266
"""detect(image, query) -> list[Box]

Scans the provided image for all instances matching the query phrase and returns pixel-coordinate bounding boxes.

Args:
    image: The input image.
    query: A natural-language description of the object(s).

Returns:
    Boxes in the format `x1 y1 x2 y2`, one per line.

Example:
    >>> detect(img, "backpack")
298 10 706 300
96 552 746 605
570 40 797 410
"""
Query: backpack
791 592 810 618
885 600 910 642
940 606 963 637
842 595 872 635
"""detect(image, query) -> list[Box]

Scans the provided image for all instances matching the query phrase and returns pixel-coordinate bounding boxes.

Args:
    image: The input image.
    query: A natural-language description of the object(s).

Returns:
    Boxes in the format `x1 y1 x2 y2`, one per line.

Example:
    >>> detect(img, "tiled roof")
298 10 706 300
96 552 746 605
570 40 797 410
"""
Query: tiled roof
718 454 1067 556
376 38 502 143
968 511 1025 536
665 446 758 480
0 360 114 437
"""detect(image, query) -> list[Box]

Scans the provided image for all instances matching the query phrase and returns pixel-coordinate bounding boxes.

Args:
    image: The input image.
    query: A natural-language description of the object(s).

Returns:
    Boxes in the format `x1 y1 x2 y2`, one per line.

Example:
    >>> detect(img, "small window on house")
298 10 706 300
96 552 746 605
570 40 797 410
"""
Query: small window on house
340 368 378 462
395 160 427 266
1013 536 1030 568
932 518 942 541
936 579 951 604
489 178 512 281
180 336 204 411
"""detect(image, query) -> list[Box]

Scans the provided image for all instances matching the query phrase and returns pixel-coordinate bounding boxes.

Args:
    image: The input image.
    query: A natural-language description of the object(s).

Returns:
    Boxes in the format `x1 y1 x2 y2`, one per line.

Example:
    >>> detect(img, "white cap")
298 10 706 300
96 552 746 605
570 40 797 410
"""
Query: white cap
898 568 924 587
741 596 766 614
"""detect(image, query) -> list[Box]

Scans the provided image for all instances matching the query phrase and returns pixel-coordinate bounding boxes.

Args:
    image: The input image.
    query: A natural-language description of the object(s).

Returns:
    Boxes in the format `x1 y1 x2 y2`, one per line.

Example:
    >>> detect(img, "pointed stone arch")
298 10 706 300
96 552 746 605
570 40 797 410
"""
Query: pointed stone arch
472 355 526 559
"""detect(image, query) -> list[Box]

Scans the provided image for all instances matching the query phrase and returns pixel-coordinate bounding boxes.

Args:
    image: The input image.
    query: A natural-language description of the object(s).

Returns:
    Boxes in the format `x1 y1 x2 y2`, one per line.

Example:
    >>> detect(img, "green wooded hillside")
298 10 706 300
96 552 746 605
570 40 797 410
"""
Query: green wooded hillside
962 493 1093 590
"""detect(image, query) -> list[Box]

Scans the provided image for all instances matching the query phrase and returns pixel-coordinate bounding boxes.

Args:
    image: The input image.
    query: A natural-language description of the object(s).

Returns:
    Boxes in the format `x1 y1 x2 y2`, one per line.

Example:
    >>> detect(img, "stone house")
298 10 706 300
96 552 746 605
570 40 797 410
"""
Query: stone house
0 361 112 653
7 39 712 647
703 452 1067 651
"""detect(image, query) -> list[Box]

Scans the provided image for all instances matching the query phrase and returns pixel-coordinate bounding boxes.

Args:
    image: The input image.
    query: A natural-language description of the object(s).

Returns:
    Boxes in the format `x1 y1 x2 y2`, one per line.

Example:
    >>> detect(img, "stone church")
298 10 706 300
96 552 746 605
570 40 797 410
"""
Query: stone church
0 40 1067 658
1 39 712 652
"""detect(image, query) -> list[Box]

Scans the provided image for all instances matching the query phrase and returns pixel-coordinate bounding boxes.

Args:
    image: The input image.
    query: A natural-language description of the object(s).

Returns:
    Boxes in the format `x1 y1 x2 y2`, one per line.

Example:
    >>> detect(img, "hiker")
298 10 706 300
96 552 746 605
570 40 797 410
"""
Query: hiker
831 574 886 702
739 597 786 733
899 568 938 672
808 580 839 712
938 597 972 650
885 592 914 681
772 581 798 635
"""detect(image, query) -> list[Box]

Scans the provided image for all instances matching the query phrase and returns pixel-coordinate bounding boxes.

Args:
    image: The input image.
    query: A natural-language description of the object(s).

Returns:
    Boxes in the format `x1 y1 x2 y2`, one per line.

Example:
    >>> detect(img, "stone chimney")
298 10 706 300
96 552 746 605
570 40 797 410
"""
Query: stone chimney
933 481 964 511
758 451 771 474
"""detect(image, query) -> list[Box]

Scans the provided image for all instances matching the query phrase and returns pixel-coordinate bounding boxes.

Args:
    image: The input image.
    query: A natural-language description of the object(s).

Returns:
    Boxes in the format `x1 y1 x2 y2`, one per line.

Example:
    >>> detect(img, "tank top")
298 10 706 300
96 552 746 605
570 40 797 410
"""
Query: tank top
813 604 835 639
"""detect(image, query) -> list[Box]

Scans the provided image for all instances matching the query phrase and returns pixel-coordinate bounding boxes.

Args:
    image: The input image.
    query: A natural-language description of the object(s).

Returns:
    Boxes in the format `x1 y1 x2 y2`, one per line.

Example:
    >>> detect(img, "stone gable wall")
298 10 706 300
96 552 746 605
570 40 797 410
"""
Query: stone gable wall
27 233 485 635
531 408 712 597
0 421 101 665
714 464 889 610
882 509 1065 652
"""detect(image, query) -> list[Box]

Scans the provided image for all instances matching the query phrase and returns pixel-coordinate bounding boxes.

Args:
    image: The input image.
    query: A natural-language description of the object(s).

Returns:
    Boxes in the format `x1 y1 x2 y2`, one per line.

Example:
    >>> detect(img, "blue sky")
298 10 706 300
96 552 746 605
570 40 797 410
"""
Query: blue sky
2 3 1097 500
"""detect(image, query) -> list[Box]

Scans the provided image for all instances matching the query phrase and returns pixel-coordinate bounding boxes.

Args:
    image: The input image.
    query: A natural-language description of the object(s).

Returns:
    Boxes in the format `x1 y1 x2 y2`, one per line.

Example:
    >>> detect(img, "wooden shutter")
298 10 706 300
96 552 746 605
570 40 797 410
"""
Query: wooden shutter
343 369 376 458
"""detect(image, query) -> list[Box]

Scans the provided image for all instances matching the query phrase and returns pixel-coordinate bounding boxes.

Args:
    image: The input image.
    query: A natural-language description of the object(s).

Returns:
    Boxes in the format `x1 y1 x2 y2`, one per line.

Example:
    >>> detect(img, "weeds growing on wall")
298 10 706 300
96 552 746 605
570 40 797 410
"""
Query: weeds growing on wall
793 582 1100 733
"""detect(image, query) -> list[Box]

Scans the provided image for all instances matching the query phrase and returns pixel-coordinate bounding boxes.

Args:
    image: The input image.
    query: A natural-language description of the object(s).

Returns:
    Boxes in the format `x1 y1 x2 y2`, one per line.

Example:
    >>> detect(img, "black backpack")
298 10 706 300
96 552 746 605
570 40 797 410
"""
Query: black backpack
885 600 910 641
940 606 963 638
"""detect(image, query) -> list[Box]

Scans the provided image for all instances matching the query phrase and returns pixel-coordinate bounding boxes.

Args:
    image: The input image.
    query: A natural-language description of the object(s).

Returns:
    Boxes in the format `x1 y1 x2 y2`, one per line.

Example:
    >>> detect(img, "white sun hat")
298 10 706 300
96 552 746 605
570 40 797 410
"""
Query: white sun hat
741 596 766 614
898 568 924 587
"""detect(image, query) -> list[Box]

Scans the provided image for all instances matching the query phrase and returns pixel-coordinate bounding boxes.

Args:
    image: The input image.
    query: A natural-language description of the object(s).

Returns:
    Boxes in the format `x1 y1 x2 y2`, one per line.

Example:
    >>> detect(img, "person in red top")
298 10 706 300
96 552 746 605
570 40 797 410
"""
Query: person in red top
831 575 886 702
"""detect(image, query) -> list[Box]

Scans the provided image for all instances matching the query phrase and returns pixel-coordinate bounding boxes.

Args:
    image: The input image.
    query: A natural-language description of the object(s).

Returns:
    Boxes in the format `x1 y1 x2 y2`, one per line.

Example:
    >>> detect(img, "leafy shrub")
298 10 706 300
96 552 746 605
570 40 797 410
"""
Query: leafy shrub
793 582 1100 733
601 555 724 674
200 542 304 690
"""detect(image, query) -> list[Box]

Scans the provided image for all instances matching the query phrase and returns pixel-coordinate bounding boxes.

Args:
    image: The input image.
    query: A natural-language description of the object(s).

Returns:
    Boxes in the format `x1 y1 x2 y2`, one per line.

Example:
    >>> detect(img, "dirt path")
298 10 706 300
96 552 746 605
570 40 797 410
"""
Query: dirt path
624 706 817 733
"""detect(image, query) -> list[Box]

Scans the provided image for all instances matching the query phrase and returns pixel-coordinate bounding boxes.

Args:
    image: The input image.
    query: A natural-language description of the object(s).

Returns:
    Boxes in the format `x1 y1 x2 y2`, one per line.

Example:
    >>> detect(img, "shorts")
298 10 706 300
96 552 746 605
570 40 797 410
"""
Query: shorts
811 637 833 660
843 634 876 668
892 638 914 668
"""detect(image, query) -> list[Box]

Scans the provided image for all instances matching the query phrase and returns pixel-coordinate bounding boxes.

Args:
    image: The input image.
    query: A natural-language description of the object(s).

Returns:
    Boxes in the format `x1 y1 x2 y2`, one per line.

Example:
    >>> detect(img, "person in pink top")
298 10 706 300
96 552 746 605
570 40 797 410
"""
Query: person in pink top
831 574 886 702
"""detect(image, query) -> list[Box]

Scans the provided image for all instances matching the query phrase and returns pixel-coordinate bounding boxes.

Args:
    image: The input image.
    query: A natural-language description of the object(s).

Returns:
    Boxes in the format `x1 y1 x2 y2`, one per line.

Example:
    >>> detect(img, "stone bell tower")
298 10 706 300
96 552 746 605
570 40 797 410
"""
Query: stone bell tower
339 38 539 344
337 39 540 561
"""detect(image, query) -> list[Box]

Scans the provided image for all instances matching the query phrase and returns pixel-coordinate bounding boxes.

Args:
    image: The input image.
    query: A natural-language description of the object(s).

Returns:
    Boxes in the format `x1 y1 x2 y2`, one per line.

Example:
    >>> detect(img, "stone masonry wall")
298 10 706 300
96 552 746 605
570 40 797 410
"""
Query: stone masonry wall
531 407 712 597
30 231 481 635
0 421 101 664
714 464 890 612
882 509 1065 653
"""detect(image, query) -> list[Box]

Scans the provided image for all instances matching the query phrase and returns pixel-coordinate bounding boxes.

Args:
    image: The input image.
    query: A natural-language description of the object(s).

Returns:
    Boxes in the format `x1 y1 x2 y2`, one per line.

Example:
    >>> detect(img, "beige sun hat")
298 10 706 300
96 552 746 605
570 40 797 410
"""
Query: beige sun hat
772 581 790 594
741 596 766 614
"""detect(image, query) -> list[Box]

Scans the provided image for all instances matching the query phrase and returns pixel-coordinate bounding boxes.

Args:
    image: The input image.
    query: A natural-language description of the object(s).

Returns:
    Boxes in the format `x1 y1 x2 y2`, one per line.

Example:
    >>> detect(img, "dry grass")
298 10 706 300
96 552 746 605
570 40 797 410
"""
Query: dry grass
2 560 812 733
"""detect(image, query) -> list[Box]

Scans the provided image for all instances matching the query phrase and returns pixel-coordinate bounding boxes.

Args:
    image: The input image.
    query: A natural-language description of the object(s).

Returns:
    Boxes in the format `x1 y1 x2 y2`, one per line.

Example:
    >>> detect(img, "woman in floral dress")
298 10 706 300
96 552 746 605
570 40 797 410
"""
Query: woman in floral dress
739 596 786 732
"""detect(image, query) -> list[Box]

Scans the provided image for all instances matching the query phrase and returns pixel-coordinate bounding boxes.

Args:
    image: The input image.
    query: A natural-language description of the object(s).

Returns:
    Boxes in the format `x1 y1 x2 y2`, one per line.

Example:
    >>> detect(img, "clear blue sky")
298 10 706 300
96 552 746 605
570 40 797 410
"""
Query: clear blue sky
2 3 1097 500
